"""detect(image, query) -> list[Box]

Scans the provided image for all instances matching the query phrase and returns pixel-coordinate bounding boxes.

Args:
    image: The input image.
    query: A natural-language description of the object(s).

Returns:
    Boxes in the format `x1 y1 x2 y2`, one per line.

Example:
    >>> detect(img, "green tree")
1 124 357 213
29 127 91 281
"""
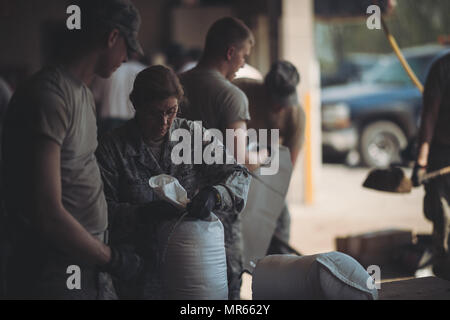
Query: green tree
316 0 450 69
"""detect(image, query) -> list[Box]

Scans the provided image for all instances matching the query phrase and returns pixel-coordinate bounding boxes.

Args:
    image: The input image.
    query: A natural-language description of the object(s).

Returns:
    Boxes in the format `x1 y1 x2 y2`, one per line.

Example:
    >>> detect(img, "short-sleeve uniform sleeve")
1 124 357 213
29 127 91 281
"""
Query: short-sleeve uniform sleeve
220 85 251 127
423 54 450 106
424 61 443 106
283 105 306 151
33 88 70 146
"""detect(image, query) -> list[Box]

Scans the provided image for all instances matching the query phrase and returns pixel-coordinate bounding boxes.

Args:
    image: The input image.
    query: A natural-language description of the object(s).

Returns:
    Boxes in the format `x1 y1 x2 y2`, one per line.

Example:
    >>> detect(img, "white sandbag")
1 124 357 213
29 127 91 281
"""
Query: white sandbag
317 252 378 300
158 213 228 300
252 252 378 300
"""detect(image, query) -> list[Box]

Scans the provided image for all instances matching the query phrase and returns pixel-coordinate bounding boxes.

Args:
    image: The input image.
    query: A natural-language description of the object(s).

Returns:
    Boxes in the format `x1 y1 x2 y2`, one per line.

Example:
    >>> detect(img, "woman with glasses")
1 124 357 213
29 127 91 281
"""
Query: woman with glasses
95 65 251 299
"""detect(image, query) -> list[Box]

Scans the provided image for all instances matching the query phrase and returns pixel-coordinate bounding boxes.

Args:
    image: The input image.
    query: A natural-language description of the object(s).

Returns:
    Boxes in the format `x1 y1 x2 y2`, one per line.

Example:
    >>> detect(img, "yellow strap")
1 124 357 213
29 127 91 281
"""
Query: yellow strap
304 92 314 205
381 17 424 93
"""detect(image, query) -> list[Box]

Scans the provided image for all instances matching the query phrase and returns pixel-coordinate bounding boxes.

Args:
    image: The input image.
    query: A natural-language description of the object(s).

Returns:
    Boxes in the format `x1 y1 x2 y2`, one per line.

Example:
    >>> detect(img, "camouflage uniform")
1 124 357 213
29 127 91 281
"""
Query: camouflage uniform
96 117 251 299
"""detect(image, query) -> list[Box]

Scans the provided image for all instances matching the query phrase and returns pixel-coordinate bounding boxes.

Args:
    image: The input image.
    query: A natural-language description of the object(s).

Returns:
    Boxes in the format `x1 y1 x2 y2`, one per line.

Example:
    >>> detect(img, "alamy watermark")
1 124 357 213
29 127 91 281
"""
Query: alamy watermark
66 265 81 290
66 5 81 30
366 265 381 290
367 5 381 30
169 122 280 175
67 4 383 32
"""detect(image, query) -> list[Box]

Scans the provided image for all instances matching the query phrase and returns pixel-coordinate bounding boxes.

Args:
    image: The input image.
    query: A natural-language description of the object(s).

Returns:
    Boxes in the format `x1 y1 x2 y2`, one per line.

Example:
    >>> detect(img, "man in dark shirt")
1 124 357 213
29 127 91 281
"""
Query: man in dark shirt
412 52 450 280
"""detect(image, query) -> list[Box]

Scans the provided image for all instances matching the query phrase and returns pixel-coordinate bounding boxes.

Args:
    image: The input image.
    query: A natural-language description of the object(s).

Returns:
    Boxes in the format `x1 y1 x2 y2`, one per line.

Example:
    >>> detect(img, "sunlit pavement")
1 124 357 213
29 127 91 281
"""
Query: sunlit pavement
241 164 431 300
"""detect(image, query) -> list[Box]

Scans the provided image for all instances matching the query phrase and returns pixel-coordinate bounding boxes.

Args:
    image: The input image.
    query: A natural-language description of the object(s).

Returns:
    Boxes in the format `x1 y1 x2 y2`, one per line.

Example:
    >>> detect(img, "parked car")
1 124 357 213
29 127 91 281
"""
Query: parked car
321 45 450 167
321 53 378 88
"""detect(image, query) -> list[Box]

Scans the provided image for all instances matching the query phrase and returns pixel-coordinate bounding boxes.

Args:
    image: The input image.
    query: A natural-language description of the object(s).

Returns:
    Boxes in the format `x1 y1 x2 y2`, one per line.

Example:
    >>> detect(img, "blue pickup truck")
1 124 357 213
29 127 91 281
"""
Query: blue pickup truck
321 45 450 167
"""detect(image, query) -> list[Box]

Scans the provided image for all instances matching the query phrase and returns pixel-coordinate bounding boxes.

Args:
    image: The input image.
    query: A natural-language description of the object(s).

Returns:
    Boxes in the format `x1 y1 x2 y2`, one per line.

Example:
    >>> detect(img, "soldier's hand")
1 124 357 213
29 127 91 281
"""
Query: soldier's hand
102 245 143 282
140 201 183 223
411 164 427 187
187 187 220 219
259 148 270 166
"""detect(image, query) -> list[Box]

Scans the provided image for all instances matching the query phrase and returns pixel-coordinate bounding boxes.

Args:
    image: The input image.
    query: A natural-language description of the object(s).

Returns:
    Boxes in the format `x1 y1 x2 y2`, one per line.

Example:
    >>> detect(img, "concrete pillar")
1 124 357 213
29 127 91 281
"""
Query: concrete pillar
281 0 321 204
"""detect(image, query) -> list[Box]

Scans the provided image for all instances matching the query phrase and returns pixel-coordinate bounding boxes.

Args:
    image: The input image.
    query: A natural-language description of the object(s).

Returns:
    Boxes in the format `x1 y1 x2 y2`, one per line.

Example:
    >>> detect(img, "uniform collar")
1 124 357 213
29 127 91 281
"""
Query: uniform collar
122 118 148 157
123 117 179 158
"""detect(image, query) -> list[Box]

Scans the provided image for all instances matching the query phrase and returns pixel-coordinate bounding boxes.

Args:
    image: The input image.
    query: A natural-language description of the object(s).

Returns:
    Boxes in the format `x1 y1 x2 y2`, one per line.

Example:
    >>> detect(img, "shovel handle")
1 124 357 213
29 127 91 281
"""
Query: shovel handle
423 166 450 182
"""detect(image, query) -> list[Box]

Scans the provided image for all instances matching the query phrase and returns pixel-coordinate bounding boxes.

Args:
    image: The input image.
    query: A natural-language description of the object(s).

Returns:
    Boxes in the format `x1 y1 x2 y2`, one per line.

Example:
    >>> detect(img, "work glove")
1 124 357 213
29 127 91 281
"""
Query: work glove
139 200 183 223
187 187 221 220
411 163 427 187
101 245 143 282
134 201 183 258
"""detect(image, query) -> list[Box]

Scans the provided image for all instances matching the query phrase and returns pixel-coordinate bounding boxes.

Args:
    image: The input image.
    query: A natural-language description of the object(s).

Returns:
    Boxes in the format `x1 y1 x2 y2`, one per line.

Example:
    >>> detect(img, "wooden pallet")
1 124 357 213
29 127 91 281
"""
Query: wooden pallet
380 277 450 300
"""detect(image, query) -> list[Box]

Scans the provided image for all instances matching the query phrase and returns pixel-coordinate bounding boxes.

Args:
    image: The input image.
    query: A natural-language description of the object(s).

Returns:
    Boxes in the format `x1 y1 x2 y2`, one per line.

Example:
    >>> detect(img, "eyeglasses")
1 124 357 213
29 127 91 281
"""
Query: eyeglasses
139 106 178 119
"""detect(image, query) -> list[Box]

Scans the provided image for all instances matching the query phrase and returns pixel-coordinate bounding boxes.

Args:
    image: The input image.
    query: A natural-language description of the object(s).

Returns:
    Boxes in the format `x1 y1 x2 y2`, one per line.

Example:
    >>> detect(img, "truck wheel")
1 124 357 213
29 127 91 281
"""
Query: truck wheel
360 121 407 168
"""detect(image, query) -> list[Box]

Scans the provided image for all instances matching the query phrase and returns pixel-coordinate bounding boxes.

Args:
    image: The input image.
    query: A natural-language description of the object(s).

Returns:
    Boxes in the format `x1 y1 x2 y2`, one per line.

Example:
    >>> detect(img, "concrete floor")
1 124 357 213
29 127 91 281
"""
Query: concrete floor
241 163 432 300
287 164 431 255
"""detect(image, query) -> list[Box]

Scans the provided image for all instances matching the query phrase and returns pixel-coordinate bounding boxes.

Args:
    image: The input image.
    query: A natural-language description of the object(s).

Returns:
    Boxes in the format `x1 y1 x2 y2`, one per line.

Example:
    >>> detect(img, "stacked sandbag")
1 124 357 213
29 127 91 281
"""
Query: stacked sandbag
157 213 228 300
252 251 378 300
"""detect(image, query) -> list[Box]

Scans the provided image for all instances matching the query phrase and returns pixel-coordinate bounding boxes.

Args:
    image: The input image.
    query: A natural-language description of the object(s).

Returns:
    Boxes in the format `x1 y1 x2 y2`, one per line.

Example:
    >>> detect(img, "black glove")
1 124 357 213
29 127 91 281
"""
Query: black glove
187 187 221 219
101 245 143 281
133 201 183 257
411 164 427 187
139 201 183 224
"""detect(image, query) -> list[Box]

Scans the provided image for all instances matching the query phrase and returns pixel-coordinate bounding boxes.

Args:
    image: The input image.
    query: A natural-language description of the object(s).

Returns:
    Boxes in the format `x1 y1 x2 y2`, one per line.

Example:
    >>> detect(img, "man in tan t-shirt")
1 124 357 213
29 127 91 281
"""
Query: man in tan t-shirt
180 17 268 300
2 0 144 299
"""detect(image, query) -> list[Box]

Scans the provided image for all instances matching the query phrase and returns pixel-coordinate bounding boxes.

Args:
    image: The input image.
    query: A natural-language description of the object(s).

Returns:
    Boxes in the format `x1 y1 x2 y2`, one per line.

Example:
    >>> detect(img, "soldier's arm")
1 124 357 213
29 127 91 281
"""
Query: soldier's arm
210 168 251 215
416 67 442 167
197 126 252 215
285 106 306 166
33 136 111 265
95 138 151 244
228 120 268 171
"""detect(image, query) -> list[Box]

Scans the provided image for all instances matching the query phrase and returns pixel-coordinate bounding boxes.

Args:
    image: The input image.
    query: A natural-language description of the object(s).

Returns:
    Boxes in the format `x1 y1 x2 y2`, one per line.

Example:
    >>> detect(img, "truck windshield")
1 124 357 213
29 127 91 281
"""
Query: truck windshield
362 55 432 86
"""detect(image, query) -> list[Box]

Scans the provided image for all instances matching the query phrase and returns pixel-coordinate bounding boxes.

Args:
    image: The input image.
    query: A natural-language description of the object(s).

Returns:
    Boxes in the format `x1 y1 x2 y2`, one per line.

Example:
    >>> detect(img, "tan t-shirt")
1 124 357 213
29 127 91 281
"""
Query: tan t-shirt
3 66 107 235
180 67 250 136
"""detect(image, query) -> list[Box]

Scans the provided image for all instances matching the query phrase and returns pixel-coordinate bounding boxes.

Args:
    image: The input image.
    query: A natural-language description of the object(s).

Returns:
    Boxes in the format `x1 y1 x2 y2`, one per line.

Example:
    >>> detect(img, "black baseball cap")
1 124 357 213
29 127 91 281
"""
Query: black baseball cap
75 0 143 56
264 61 301 107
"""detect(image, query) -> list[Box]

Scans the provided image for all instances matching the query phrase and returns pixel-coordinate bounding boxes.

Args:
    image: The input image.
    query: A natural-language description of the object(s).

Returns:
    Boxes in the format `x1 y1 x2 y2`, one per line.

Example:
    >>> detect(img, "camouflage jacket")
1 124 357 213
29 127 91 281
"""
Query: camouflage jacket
95 117 251 245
